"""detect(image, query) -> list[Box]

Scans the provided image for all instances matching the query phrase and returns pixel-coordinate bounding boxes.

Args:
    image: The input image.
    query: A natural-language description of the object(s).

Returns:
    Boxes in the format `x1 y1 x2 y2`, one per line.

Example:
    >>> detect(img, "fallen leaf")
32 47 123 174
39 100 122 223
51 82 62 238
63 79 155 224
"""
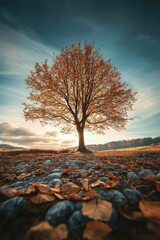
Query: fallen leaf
103 180 119 189
82 199 112 222
90 179 105 188
106 172 120 180
55 223 68 239
139 200 160 220
67 192 81 200
25 221 68 240
0 188 18 197
38 183 60 194
82 172 88 178
17 173 31 180
143 176 156 182
60 182 80 194
72 171 80 177
82 189 100 200
83 220 112 240
94 163 104 169
119 211 145 221
61 166 77 175
30 193 55 204
54 192 65 200
81 179 90 191
38 184 54 194
91 179 118 189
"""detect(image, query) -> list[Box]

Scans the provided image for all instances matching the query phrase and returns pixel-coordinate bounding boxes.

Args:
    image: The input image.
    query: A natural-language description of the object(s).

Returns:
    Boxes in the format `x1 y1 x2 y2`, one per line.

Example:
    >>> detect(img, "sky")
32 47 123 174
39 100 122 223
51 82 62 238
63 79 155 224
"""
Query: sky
0 0 160 149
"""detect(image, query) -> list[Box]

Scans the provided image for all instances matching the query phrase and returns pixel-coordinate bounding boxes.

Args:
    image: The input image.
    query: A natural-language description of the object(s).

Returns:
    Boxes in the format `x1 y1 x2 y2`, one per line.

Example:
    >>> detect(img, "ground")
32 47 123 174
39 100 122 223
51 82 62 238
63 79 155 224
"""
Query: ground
0 145 160 240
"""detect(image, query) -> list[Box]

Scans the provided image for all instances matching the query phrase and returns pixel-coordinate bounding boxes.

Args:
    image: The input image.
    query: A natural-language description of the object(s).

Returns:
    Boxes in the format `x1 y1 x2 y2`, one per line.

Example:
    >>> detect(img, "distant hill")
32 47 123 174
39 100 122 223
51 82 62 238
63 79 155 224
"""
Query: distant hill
0 144 24 150
87 137 160 151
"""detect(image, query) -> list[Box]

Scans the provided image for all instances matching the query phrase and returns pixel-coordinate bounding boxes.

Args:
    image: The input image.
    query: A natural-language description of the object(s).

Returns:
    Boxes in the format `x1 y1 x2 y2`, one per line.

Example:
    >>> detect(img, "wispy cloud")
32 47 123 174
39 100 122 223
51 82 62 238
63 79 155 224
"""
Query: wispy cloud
0 122 75 149
135 34 159 45
0 23 58 76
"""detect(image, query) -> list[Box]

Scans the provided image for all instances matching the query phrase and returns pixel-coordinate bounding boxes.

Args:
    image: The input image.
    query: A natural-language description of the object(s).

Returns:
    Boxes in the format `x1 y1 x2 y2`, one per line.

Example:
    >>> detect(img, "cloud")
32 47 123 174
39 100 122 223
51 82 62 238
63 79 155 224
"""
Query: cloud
45 131 58 137
0 122 36 136
0 23 58 76
135 34 159 45
61 140 75 148
61 140 75 145
0 122 75 149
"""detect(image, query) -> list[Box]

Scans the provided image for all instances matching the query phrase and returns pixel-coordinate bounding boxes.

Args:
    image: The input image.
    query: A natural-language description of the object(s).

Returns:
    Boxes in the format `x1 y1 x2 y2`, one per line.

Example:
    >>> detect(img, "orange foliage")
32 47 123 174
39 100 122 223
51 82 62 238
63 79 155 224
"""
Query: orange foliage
23 42 136 151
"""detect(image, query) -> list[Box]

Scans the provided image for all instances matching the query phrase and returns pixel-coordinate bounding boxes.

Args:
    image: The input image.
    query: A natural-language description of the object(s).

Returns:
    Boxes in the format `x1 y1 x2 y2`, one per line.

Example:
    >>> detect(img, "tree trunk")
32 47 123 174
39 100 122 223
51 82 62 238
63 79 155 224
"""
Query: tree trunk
76 125 89 152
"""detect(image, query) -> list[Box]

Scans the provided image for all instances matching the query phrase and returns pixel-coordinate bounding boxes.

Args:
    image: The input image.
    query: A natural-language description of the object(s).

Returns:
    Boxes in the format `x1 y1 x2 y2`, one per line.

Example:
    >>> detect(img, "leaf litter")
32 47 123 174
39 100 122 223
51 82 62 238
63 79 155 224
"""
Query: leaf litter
0 148 160 239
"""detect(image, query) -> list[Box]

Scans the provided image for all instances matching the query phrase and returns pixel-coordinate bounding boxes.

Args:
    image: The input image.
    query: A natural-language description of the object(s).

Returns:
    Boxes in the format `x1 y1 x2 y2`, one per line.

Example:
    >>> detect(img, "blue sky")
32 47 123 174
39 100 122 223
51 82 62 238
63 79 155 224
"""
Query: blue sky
0 0 160 148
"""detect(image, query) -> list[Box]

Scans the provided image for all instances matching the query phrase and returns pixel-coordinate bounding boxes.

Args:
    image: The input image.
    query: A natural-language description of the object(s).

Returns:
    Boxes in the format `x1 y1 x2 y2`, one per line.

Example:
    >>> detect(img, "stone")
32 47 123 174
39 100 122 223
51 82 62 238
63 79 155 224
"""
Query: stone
76 169 86 174
61 163 69 169
67 210 89 234
138 170 155 178
85 162 95 169
0 173 12 179
45 200 76 226
48 179 62 187
0 197 26 220
45 172 62 181
51 168 61 173
107 208 118 230
44 160 54 166
17 164 28 170
75 202 82 210
70 159 84 167
123 188 142 205
127 171 138 180
11 181 24 189
99 190 128 208
99 176 109 181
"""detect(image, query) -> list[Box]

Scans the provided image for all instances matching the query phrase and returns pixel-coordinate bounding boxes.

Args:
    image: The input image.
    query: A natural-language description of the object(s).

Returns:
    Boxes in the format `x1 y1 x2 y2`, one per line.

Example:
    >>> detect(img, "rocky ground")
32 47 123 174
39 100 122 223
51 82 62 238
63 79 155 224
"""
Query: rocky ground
0 146 160 240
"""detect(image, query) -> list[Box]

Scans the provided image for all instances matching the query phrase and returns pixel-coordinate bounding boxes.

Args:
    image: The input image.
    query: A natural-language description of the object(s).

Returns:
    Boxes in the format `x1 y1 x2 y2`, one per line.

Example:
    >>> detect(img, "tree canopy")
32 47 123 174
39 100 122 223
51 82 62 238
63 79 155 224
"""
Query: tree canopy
23 42 136 152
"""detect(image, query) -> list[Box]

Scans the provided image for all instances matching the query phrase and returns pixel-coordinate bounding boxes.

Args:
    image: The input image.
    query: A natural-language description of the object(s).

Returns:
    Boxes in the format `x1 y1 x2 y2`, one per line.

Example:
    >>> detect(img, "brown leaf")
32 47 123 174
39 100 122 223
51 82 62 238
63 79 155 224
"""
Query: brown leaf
90 180 105 188
119 211 145 221
72 171 81 177
83 220 112 240
82 172 88 178
81 178 90 191
82 199 112 222
82 189 100 200
143 176 156 182
55 223 68 239
60 182 80 194
30 193 55 204
103 180 119 189
54 192 65 200
106 172 120 180
61 166 77 175
39 183 60 194
91 179 118 189
67 192 81 200
25 221 68 240
17 173 31 180
139 200 160 220
0 188 18 197
94 163 104 169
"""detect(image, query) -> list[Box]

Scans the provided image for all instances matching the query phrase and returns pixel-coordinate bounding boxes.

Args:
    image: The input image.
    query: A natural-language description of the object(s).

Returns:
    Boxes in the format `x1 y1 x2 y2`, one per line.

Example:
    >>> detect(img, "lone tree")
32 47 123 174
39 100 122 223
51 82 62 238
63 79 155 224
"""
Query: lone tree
23 42 136 152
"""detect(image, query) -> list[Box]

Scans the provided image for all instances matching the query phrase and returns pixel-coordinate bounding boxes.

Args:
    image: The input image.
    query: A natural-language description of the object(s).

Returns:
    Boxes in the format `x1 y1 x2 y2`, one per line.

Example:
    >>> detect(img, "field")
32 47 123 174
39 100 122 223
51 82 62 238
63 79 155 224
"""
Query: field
0 145 160 240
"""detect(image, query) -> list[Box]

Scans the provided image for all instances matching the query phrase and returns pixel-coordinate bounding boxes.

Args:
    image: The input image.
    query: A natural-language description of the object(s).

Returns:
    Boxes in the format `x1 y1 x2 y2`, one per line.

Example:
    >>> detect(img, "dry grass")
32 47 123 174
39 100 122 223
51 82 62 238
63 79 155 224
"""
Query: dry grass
95 145 160 157
0 145 160 160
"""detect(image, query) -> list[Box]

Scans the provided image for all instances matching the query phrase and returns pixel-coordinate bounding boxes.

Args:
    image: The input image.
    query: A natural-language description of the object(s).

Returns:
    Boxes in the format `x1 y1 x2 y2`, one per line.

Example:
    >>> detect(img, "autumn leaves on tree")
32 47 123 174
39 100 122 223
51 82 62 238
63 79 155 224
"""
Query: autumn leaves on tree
23 42 136 152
